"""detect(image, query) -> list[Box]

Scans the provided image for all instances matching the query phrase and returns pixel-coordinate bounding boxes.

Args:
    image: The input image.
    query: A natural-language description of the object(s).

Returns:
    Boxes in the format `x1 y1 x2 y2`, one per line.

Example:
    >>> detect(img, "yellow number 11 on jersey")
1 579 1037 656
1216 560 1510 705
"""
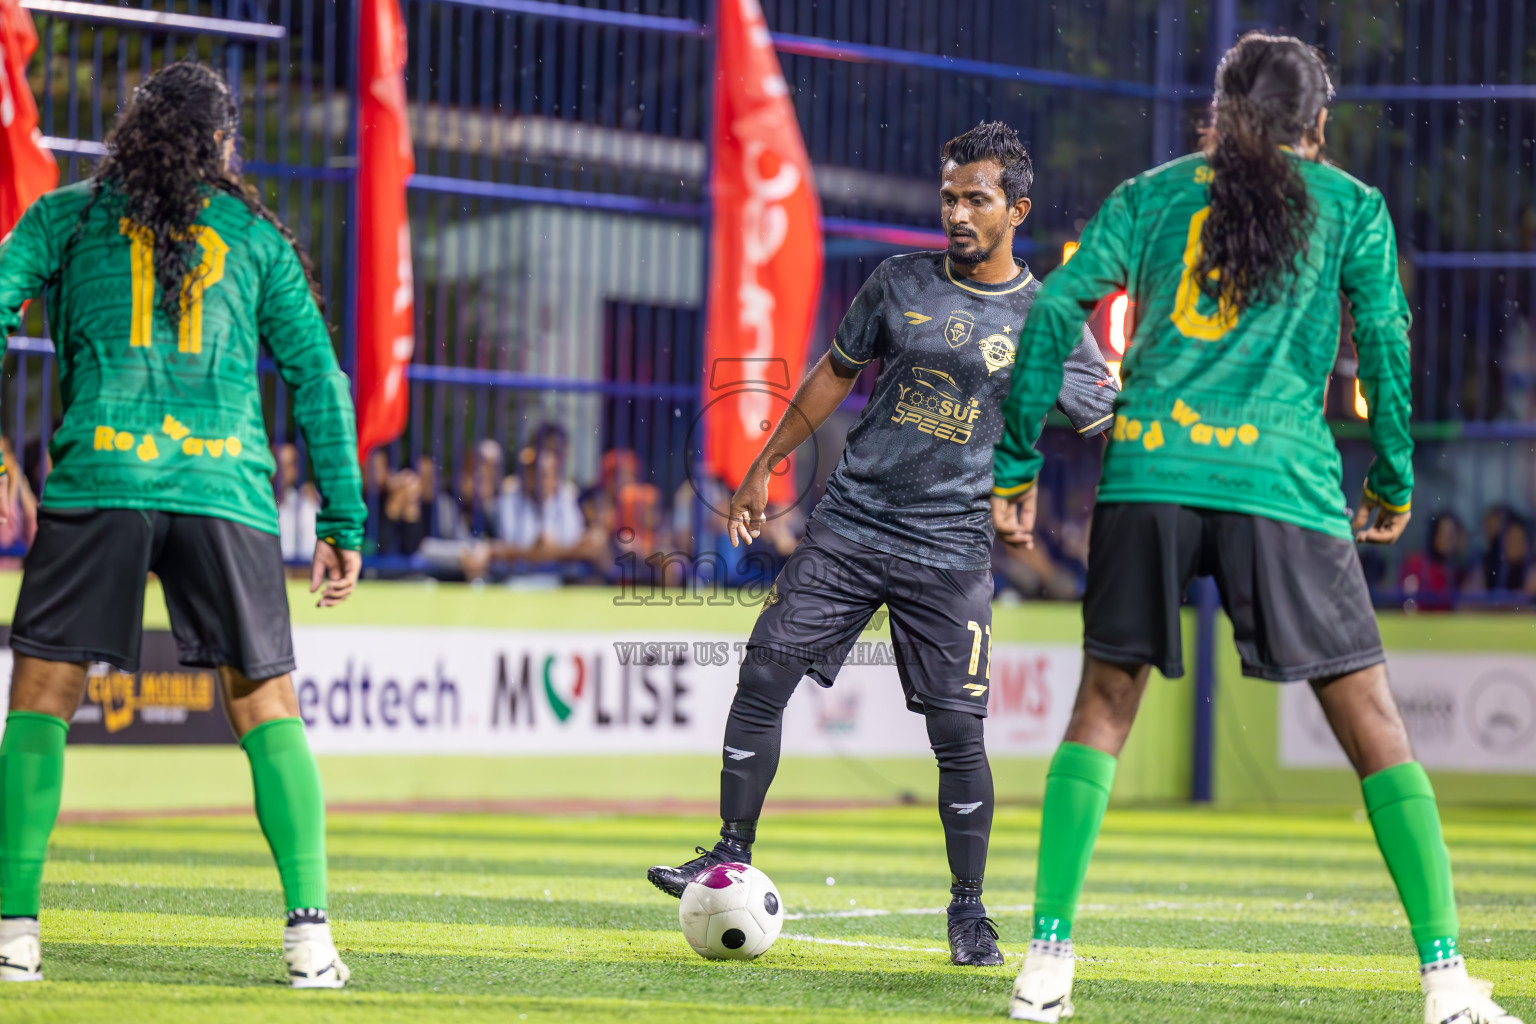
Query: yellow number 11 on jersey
119 218 230 353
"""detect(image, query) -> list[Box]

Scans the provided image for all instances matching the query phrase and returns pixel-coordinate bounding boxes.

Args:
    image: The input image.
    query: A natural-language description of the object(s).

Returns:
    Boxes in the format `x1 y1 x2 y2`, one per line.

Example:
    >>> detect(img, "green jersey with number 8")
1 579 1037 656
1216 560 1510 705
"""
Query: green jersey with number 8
0 180 365 551
994 152 1412 541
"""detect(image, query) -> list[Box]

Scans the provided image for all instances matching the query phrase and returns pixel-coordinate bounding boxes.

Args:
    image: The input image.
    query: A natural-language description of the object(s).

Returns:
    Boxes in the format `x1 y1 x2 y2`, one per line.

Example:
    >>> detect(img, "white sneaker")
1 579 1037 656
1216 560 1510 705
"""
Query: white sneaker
0 918 42 982
1010 939 1075 1021
283 922 350 989
1422 957 1524 1024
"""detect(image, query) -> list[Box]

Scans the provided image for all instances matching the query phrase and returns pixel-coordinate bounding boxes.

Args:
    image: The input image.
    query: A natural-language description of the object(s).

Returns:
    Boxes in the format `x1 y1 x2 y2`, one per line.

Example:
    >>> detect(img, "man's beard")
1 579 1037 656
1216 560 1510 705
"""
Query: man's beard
947 235 991 266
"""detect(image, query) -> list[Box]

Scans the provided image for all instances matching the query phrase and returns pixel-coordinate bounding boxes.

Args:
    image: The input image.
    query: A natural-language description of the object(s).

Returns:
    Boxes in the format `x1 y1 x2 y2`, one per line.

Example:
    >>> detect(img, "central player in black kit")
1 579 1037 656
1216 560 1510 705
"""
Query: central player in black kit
647 123 1117 966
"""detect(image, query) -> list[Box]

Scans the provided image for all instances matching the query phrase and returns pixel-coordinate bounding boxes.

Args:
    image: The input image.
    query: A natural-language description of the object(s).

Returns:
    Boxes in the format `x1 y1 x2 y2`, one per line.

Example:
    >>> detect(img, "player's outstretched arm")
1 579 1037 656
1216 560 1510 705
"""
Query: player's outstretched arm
256 232 367 584
728 352 859 547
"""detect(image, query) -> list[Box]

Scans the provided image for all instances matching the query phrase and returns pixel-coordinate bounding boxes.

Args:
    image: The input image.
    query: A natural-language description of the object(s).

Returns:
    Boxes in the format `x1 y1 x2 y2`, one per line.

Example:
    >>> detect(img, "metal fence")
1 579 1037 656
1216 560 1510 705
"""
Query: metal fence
9 0 1536 601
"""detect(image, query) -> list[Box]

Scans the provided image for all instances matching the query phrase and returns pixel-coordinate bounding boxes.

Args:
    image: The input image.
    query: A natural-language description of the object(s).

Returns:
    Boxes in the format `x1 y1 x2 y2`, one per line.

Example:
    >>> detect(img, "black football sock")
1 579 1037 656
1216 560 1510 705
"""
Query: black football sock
926 708 993 905
714 821 755 863
719 647 805 842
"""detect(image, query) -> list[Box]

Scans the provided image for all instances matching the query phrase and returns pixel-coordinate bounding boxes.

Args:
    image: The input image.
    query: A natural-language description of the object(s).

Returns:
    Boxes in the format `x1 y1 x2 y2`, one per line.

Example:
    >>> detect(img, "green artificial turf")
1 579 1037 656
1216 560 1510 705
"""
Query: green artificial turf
2 805 1532 1023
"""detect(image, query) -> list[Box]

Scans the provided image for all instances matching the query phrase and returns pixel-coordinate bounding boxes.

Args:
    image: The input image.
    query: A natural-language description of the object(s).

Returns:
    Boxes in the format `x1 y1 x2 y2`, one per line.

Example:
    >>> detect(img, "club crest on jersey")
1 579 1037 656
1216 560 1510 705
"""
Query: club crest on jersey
977 333 1016 374
943 311 975 348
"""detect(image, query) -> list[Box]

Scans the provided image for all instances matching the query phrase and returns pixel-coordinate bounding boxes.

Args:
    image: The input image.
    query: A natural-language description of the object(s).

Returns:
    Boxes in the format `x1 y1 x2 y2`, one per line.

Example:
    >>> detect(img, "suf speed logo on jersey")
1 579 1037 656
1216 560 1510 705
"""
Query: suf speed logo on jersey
891 366 983 444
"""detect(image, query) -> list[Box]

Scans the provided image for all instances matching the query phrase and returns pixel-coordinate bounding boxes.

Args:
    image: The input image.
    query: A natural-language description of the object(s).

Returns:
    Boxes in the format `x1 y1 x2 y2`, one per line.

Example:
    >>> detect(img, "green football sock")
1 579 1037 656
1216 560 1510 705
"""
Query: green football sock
0 711 68 918
241 717 328 912
1033 741 1117 942
1362 762 1459 964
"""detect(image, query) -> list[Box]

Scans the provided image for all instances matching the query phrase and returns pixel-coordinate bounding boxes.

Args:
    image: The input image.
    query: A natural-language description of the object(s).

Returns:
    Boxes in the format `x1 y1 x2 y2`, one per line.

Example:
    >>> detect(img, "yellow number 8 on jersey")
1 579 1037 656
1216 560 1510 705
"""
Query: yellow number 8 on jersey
1170 206 1238 341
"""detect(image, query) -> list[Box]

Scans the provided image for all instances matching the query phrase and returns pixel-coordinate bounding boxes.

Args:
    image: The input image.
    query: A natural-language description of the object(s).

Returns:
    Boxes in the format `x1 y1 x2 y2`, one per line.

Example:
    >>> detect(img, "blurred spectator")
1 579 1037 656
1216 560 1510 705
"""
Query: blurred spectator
477 437 506 512
0 437 38 566
415 453 442 536
671 473 731 556
378 468 427 557
581 448 641 538
437 442 500 540
495 424 588 559
419 440 509 581
1480 506 1533 594
614 480 667 558
274 442 318 563
1398 513 1466 610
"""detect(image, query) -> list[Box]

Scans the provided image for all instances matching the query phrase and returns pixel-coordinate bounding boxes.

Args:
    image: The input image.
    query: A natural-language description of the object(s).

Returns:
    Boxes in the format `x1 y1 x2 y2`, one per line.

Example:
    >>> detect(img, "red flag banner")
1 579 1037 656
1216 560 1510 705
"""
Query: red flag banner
0 0 58 236
703 0 822 505
355 0 415 461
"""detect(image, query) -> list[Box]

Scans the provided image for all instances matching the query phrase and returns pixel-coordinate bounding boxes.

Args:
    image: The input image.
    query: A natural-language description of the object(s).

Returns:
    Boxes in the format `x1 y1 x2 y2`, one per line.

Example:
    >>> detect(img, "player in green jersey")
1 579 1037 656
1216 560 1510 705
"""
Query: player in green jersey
0 63 364 987
992 35 1521 1024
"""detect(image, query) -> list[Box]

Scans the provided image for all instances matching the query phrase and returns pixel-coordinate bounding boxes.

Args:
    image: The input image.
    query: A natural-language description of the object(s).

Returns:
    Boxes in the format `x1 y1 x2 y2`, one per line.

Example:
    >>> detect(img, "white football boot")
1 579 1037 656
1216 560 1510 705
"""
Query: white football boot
1010 939 1075 1021
0 917 42 982
1422 957 1523 1024
283 921 351 989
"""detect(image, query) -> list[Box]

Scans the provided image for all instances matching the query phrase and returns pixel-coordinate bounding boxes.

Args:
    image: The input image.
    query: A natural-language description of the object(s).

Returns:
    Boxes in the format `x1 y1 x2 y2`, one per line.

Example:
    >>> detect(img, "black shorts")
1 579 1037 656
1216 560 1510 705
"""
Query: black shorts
1083 502 1384 683
11 507 295 678
750 517 995 716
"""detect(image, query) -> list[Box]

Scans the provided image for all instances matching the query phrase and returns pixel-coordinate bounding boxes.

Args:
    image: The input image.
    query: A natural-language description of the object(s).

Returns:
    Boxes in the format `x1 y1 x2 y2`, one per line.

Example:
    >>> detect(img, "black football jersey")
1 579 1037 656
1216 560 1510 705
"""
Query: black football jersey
813 251 1117 570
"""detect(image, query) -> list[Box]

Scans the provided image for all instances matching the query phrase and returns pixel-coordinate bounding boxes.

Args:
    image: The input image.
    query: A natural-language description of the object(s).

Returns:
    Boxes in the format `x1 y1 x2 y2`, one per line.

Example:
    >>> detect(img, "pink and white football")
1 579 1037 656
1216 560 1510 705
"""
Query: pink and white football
678 861 784 960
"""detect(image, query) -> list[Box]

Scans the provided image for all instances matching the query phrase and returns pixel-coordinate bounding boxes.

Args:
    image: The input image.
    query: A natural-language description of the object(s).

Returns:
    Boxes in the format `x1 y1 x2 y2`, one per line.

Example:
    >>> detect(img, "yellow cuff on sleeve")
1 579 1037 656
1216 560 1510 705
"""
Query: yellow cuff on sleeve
830 338 872 367
1362 484 1410 514
992 479 1036 499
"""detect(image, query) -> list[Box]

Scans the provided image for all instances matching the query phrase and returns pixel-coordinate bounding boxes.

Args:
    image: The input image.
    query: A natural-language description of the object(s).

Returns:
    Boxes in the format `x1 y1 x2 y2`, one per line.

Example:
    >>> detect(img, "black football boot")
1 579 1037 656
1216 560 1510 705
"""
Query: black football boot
646 825 752 898
948 902 1004 967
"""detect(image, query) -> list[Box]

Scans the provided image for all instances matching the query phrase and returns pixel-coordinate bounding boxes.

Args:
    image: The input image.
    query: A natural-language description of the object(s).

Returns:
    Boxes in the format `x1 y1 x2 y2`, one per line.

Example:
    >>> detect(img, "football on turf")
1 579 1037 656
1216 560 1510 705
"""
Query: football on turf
678 862 784 960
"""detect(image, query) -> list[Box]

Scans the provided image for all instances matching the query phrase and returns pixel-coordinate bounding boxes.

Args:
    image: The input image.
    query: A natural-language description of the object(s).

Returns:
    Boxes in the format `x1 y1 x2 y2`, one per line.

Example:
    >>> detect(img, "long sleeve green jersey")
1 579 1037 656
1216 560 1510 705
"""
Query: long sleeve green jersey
0 181 365 550
995 153 1413 541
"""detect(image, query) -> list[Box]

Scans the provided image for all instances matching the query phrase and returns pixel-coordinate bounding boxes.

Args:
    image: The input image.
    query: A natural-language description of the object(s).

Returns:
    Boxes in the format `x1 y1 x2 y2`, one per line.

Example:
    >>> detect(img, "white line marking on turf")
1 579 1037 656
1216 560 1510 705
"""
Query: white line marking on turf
784 903 1034 921
780 933 954 955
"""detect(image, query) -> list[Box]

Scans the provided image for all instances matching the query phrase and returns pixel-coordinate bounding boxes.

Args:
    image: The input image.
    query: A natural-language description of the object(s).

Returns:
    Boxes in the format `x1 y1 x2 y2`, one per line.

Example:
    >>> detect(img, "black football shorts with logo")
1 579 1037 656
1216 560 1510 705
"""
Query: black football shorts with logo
11 507 296 679
1082 502 1385 683
748 517 996 716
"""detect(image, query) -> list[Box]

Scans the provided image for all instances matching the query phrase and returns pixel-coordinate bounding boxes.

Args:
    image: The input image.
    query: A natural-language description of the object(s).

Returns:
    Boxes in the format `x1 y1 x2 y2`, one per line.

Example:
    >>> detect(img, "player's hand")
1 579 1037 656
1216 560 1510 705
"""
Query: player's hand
727 464 771 548
1352 494 1410 545
310 540 362 607
992 489 1037 550
0 466 16 527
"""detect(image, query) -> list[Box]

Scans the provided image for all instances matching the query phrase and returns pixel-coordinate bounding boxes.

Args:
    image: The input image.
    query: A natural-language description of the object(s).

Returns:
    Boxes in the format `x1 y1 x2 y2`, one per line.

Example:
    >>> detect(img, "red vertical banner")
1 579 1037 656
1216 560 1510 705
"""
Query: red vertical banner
0 0 58 236
355 0 415 461
704 0 822 504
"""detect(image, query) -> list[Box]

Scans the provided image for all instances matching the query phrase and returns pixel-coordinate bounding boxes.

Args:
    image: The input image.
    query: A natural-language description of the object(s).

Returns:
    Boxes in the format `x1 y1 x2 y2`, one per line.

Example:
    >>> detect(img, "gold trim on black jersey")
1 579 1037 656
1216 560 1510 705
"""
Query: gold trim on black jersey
944 257 1034 297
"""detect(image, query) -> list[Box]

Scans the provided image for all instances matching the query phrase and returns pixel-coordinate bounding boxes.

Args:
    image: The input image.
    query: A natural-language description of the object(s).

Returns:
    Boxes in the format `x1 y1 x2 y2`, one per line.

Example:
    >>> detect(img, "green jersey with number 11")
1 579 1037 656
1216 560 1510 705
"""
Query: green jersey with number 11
994 152 1413 541
0 181 365 550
